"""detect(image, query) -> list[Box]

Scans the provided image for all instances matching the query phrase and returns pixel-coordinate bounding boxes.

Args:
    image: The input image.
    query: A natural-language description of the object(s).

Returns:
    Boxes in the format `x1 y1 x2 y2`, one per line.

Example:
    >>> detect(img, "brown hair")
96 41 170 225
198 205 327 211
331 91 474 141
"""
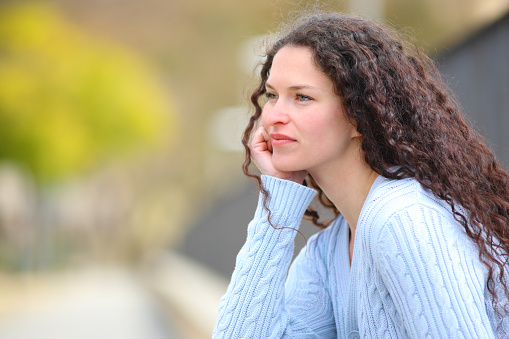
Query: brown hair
241 12 509 319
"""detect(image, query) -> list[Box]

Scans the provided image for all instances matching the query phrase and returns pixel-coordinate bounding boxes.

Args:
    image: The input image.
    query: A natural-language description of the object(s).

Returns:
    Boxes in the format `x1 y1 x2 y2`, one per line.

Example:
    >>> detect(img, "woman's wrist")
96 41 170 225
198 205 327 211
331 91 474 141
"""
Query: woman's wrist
258 175 317 223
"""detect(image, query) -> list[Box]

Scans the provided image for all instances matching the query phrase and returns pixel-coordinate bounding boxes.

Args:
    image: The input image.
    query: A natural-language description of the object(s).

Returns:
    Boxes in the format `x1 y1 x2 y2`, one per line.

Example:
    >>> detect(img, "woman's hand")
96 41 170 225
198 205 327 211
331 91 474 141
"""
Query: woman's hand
250 126 307 184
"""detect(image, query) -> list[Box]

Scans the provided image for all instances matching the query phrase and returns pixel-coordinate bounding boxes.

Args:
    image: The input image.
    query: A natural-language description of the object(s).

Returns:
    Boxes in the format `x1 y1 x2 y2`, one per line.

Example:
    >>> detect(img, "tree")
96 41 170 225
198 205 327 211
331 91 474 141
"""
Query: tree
0 2 175 184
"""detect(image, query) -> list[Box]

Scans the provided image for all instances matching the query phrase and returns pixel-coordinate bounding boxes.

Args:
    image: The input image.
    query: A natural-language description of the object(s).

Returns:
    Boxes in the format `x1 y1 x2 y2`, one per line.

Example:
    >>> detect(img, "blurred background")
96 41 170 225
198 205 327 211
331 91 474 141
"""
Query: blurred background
0 0 507 338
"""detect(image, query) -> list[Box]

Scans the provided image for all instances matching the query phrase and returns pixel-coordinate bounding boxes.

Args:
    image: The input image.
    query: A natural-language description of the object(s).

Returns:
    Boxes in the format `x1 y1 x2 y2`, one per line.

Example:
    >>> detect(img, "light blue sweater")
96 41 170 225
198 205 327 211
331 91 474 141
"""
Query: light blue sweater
213 175 509 338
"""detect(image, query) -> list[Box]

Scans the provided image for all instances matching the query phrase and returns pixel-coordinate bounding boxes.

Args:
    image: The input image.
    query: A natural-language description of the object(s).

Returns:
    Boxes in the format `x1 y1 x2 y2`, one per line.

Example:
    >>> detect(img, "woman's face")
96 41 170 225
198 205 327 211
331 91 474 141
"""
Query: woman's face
262 45 361 175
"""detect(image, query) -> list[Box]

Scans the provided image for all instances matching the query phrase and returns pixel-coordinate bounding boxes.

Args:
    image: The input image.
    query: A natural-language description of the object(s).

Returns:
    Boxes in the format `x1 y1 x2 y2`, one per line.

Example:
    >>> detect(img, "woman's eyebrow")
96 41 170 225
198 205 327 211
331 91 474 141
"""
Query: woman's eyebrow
265 83 320 91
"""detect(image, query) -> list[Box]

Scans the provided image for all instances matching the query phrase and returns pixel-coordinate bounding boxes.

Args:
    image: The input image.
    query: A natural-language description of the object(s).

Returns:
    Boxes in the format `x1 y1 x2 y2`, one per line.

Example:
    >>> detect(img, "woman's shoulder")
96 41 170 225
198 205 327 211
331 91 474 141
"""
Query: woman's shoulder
307 215 347 251
361 175 455 227
300 215 349 268
359 175 478 258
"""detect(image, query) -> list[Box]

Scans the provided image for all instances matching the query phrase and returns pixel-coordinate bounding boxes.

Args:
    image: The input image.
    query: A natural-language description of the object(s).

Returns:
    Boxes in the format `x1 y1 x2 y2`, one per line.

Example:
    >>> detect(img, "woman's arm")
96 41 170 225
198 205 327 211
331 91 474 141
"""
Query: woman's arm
374 204 495 338
213 175 336 338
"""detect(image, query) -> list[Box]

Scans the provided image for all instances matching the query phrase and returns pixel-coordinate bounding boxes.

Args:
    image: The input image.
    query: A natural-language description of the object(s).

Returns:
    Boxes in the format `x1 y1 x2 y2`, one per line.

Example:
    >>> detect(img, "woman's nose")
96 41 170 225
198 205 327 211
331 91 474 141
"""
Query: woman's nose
263 100 290 126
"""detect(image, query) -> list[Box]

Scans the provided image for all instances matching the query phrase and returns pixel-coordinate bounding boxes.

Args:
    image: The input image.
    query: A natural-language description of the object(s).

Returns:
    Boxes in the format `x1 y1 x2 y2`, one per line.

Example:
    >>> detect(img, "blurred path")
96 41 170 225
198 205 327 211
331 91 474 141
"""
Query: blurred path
0 268 177 339
147 251 228 338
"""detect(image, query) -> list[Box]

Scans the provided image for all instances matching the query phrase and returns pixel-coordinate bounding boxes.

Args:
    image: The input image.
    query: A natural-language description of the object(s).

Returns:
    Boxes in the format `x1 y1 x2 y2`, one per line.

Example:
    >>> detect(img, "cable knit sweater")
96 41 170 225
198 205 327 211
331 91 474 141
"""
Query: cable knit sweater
213 175 509 338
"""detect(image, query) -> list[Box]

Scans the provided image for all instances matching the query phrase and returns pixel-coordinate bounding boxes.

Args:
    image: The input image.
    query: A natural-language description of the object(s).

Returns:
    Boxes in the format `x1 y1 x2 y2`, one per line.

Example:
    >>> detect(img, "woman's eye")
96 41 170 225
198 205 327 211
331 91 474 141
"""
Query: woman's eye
296 94 312 101
265 92 278 100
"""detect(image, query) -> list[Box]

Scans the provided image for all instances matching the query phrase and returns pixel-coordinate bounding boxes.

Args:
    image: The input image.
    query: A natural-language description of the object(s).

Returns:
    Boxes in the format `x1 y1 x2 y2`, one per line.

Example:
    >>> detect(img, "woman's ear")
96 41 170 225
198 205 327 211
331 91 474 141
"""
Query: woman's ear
348 118 362 138
350 126 362 138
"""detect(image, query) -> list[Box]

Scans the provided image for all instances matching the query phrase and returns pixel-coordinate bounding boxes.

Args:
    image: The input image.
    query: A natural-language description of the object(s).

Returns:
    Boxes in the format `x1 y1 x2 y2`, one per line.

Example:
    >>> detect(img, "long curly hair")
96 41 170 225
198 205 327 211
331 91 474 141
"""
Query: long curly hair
241 13 509 319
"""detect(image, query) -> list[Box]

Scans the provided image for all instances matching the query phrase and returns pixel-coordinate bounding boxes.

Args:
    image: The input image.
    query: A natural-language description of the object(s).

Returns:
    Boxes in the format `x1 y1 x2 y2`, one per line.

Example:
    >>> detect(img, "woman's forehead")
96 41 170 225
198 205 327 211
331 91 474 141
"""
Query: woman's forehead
267 46 334 91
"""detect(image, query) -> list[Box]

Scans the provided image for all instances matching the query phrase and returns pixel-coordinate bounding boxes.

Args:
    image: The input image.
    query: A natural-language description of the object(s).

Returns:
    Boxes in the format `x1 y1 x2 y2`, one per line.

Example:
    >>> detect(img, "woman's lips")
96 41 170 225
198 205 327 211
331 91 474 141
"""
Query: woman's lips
270 133 296 146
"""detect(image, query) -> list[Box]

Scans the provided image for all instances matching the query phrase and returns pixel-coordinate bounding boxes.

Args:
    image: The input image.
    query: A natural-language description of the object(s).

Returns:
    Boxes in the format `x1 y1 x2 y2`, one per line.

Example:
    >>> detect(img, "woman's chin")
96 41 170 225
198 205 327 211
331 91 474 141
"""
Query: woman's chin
272 160 305 174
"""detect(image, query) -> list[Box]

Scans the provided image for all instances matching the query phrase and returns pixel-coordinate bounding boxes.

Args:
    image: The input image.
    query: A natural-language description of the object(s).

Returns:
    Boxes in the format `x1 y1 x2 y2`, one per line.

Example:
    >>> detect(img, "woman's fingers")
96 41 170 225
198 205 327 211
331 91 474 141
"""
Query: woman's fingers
250 126 274 174
249 126 307 184
250 126 270 152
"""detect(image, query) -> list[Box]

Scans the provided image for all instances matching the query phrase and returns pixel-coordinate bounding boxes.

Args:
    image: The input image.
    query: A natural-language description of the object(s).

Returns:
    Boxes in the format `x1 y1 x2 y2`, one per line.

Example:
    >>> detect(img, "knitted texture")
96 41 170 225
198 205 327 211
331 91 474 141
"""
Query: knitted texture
213 175 508 338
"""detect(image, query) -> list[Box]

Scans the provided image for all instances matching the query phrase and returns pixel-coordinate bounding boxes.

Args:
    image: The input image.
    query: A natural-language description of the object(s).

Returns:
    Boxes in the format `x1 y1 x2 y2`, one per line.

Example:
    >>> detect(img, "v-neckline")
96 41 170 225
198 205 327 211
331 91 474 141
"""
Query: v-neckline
348 173 384 267
343 173 385 335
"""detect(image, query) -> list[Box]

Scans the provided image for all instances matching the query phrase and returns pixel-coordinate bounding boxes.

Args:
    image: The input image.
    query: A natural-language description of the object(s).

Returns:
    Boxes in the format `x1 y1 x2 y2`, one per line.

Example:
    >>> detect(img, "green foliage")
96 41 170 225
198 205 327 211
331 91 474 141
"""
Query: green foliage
0 2 175 184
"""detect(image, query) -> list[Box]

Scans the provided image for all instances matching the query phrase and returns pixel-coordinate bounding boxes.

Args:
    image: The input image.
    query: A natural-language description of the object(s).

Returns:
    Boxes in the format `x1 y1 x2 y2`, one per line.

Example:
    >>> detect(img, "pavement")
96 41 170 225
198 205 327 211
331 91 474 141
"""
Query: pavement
0 253 227 339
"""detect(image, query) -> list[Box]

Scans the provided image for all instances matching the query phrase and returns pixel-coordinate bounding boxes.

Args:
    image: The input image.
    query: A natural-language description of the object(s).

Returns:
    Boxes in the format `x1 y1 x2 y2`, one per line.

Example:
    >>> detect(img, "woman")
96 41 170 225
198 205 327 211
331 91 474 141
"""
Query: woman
213 13 509 338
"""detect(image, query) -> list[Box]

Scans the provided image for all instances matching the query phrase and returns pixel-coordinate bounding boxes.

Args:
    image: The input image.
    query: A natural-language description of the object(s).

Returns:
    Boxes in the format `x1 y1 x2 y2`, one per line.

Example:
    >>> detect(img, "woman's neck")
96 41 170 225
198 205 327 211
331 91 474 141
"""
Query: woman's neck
309 158 378 235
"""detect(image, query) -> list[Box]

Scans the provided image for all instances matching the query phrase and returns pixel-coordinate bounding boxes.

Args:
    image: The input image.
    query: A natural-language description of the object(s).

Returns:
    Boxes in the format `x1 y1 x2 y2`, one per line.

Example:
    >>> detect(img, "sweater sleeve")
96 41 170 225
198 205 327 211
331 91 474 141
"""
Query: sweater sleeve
374 203 495 338
213 175 336 338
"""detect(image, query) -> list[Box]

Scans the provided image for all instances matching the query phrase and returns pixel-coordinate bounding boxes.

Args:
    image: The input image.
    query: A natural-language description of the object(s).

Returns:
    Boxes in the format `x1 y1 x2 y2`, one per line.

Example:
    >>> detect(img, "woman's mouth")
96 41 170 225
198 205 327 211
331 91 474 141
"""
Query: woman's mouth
270 133 297 147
